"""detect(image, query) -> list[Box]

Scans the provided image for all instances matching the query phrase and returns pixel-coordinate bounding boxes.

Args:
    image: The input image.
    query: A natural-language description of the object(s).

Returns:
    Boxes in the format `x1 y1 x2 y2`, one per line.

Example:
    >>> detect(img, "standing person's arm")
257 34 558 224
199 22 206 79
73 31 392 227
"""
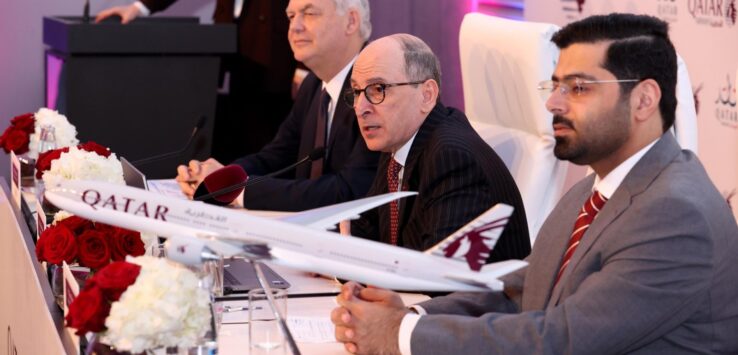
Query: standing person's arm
95 0 173 23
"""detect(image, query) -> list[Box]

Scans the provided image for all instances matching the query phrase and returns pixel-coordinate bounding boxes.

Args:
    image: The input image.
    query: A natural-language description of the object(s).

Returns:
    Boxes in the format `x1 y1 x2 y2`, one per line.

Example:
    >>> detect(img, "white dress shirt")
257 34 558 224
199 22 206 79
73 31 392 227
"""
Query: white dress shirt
321 56 357 136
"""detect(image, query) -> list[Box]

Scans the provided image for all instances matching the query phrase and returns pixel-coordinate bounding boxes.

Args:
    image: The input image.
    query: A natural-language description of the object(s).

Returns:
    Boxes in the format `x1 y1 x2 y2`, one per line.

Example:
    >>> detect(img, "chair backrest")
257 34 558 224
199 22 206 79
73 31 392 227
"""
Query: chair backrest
672 55 698 154
459 13 565 243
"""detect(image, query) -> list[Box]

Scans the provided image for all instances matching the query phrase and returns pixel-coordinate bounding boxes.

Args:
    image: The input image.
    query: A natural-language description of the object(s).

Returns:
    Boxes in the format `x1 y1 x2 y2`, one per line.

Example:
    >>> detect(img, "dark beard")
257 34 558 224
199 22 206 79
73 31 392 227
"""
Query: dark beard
551 97 631 166
552 115 588 164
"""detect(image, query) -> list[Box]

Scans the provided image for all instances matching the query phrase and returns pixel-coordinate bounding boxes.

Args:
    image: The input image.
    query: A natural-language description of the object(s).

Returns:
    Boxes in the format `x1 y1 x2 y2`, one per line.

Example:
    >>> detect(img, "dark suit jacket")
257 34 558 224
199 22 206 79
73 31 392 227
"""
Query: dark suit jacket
141 0 294 93
351 103 530 261
231 72 379 211
413 133 738 354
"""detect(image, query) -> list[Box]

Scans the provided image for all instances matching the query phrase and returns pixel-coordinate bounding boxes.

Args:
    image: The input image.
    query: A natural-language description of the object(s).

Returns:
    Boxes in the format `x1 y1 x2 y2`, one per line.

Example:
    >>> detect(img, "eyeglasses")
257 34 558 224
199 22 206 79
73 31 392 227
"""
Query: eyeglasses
537 78 641 101
343 81 426 106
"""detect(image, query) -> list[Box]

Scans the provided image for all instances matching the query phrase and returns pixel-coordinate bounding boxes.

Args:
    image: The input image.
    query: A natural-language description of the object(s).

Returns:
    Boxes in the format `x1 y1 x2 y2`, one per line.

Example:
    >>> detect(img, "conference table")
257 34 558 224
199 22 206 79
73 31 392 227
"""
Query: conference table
0 180 428 354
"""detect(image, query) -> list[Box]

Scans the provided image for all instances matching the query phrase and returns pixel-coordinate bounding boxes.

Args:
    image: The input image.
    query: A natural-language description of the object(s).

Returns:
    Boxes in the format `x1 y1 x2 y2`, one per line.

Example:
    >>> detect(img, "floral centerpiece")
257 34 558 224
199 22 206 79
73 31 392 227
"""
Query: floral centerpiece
0 108 79 157
66 256 212 353
35 141 124 185
36 212 150 270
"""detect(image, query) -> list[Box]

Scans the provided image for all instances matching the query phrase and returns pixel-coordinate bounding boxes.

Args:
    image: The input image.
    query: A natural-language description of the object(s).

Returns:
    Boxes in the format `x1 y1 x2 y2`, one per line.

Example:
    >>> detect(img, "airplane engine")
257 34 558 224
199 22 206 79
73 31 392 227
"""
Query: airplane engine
164 235 219 266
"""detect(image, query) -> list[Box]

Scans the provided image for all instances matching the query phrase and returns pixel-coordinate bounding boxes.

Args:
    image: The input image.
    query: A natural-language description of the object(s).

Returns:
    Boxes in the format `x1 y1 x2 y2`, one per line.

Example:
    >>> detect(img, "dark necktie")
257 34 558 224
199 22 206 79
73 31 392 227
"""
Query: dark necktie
310 89 330 179
553 190 608 288
387 158 403 245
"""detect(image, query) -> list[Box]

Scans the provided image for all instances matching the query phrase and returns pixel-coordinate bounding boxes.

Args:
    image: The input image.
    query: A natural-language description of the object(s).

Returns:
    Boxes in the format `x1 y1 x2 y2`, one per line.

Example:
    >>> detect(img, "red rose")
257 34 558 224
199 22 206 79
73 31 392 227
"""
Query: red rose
10 113 36 133
57 216 94 235
109 228 145 261
36 224 77 265
93 222 117 235
78 141 111 158
90 261 141 301
65 286 111 336
1 128 30 154
77 230 111 270
35 147 69 179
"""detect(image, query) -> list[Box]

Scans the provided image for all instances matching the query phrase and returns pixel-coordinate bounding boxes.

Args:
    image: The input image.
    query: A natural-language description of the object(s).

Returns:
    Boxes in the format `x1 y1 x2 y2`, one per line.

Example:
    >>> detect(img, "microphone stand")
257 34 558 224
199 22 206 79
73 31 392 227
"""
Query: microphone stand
83 0 91 23
132 116 207 167
193 146 325 202
252 260 302 355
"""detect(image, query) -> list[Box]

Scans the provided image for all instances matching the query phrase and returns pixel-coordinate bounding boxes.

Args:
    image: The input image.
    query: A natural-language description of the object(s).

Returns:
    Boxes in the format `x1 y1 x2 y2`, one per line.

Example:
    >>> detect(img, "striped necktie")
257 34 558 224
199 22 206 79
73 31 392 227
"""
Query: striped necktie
553 190 608 288
387 158 403 245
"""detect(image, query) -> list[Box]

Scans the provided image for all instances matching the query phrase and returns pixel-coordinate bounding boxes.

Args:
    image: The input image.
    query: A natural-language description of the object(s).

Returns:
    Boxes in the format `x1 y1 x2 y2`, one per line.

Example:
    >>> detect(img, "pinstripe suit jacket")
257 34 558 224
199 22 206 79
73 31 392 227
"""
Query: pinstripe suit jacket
411 133 738 354
351 103 531 261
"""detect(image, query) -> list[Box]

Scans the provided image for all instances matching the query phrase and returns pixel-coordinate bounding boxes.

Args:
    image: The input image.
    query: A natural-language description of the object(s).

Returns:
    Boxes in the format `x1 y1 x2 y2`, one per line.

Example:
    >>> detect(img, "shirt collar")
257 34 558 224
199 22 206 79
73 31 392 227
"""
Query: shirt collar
391 131 418 167
322 55 357 103
593 138 659 198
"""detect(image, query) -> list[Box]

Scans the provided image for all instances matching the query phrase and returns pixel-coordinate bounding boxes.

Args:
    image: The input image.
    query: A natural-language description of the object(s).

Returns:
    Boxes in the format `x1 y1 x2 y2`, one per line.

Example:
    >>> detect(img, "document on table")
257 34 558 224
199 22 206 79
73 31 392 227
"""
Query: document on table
147 179 187 199
287 316 336 343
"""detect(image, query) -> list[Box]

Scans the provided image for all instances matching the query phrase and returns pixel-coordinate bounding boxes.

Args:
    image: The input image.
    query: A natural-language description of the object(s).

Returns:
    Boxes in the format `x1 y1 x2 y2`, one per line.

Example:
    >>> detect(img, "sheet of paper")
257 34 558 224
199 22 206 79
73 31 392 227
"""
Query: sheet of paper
147 179 187 199
287 316 336 343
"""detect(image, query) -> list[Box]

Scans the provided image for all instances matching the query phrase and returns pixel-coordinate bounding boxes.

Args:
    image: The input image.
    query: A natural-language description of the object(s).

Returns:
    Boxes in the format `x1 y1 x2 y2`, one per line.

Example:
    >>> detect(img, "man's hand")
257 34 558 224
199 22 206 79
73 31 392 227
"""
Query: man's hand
331 282 410 355
95 4 141 24
175 158 224 199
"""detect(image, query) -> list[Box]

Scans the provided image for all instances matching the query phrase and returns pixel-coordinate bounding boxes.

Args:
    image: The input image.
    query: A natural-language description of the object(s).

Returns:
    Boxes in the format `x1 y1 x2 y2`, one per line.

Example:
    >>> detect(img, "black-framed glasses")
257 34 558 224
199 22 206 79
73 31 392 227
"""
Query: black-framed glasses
537 78 641 101
343 81 426 106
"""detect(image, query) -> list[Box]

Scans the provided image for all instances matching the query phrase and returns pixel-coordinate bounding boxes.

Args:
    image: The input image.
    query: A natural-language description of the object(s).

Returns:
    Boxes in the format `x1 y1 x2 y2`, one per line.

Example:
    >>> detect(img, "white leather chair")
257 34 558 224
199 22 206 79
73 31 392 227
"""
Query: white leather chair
459 14 699 243
459 13 565 244
673 55 698 154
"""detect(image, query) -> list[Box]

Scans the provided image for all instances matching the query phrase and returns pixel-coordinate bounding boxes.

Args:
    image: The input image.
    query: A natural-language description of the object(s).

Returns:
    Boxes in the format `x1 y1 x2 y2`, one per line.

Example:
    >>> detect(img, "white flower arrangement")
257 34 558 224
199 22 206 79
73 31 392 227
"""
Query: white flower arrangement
41 146 125 187
102 256 212 353
52 210 73 223
28 108 79 159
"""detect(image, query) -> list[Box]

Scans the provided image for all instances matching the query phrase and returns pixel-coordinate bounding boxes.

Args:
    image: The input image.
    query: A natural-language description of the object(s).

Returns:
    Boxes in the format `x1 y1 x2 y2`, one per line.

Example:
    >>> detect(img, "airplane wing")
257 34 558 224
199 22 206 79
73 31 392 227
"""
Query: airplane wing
277 191 417 230
443 259 527 290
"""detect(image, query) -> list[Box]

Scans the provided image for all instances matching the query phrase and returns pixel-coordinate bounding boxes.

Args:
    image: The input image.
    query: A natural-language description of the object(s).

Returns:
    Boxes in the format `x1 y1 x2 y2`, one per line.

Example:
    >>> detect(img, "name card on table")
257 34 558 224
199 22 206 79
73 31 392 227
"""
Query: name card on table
63 261 81 354
36 199 47 239
10 151 21 207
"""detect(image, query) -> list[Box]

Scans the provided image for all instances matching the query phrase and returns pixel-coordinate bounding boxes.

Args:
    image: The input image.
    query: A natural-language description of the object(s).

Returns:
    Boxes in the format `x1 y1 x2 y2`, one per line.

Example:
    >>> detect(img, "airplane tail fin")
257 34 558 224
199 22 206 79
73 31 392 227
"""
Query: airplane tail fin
425 204 513 272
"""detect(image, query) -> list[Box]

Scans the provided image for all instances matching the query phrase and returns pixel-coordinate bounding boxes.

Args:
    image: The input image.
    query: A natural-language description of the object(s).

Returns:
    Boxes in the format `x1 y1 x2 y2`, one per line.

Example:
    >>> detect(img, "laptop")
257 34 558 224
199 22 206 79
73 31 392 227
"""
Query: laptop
121 157 148 190
223 258 290 294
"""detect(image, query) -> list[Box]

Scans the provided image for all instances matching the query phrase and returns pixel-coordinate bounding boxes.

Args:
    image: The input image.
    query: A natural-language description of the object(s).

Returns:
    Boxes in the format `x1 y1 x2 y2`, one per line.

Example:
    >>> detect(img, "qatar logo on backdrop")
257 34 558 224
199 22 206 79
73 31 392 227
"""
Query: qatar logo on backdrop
560 0 586 20
657 0 679 22
714 73 737 129
688 0 737 27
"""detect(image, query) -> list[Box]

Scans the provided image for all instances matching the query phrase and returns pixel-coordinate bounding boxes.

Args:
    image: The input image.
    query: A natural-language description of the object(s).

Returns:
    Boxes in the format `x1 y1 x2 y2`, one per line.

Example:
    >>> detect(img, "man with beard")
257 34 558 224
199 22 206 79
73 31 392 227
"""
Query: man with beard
330 13 738 354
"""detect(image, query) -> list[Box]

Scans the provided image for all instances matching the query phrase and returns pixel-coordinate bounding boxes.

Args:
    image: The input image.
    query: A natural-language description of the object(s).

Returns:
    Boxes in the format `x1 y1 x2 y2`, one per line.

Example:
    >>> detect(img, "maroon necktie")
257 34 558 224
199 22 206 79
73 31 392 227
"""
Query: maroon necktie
387 158 403 245
310 89 330 179
553 190 608 288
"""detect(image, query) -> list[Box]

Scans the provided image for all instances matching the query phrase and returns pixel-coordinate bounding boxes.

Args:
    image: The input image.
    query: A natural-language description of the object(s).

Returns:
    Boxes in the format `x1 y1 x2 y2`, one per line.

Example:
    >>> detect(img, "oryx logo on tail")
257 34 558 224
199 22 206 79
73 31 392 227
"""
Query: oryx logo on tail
426 204 514 271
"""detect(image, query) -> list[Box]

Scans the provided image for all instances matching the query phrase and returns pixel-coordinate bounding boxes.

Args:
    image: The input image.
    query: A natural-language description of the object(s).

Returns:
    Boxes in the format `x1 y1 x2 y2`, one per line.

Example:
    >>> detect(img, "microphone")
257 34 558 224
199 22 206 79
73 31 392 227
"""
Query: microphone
193 146 325 205
83 0 90 23
132 116 207 167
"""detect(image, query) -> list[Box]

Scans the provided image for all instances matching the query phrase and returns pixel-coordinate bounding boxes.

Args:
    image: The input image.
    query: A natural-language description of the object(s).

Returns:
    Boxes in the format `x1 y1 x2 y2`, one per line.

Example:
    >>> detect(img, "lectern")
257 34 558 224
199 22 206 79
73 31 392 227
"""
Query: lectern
43 16 236 178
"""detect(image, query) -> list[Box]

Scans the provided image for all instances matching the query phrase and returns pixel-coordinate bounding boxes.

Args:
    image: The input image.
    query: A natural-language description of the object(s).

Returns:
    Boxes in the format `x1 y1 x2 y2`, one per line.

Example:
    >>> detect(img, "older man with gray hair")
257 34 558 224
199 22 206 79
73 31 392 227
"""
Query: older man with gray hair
346 33 530 263
159 0 380 211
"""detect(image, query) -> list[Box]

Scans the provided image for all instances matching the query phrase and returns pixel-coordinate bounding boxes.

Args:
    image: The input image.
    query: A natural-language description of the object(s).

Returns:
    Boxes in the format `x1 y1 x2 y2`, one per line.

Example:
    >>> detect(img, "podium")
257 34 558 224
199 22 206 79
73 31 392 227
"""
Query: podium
43 16 236 178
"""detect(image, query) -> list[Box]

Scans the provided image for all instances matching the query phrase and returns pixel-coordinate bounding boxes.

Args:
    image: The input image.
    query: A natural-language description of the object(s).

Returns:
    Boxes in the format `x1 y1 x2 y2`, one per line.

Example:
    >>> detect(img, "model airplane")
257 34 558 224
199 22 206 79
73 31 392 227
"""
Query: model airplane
44 180 527 292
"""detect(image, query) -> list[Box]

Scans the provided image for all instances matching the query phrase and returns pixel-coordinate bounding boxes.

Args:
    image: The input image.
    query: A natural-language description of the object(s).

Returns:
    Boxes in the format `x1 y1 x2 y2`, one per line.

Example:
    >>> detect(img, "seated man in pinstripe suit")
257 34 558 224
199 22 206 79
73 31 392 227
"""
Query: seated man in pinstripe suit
345 33 531 261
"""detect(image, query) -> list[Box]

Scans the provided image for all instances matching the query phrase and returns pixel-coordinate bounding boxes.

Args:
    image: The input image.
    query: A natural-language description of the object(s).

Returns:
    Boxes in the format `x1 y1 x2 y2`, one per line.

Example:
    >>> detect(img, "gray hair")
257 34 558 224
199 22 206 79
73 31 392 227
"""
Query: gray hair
392 34 442 90
333 0 372 41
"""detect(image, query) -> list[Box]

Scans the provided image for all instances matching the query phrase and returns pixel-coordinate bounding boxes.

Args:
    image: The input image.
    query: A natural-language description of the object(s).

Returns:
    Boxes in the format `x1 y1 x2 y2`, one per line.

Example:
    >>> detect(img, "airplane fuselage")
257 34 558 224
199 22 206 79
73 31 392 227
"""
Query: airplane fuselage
46 181 499 292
